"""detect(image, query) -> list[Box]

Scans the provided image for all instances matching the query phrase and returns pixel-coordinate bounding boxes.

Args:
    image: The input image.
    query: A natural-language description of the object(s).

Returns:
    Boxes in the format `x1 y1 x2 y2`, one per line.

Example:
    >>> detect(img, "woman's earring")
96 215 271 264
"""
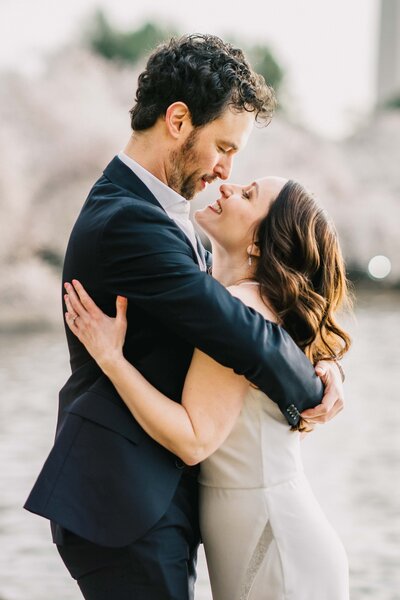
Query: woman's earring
248 254 252 266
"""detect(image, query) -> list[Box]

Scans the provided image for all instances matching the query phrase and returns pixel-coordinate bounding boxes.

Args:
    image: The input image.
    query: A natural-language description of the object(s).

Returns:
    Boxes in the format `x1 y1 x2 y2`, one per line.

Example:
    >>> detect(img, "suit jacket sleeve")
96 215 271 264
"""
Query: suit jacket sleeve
100 201 323 426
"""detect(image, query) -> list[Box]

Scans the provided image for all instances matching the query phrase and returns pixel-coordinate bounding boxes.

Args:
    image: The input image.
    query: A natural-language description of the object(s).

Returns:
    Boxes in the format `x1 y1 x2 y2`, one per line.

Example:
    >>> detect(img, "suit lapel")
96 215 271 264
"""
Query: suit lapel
103 156 164 211
103 156 204 269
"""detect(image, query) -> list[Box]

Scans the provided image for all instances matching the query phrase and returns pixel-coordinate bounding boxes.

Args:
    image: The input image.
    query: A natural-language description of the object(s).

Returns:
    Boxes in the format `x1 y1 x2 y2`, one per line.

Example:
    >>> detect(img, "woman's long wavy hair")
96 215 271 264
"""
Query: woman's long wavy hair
254 180 352 364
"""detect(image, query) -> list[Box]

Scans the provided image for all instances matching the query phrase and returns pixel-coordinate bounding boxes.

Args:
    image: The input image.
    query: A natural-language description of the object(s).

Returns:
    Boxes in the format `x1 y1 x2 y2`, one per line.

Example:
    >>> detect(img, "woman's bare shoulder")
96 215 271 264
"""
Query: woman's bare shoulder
227 283 278 324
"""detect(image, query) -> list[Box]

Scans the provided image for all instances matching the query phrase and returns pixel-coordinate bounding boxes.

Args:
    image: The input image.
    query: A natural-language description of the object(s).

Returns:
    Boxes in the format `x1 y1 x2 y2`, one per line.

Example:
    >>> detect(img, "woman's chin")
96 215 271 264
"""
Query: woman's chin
195 206 227 238
194 209 210 231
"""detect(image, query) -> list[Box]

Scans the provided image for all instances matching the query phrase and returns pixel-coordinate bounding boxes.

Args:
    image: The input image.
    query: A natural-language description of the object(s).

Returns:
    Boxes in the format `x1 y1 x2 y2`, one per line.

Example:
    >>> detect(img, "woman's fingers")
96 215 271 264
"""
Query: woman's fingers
64 294 84 334
65 309 78 332
64 282 87 318
64 294 77 319
71 280 101 315
64 294 89 348
65 312 72 331
116 296 128 323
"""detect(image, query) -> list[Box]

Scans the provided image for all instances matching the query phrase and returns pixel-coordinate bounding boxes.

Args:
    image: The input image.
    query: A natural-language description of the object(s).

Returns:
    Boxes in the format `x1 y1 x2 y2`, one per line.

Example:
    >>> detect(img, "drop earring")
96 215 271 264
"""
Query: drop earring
248 254 252 266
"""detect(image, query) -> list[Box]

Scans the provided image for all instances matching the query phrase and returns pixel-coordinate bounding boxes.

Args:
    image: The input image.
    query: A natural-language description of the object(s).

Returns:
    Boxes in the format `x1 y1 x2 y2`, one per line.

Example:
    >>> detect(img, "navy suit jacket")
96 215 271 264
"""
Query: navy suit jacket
25 157 323 547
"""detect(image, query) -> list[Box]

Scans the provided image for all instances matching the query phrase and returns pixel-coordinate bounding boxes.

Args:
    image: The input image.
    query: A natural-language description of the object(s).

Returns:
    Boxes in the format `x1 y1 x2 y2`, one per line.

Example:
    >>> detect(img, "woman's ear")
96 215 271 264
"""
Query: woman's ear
164 102 192 139
247 241 261 258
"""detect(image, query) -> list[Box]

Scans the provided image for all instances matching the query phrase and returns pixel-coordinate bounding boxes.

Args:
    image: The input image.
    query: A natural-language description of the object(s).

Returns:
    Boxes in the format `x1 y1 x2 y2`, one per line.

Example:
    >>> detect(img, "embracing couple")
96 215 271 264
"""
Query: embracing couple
25 34 351 599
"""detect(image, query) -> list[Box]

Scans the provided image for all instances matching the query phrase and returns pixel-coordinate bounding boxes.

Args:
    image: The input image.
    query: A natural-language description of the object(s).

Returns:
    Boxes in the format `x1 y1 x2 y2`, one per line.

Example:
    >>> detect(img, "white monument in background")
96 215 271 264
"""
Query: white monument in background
377 0 400 105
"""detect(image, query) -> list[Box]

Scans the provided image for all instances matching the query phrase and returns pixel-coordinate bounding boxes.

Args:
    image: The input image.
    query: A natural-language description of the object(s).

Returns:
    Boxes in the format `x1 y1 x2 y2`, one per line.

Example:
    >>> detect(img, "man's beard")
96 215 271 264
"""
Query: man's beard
168 129 204 200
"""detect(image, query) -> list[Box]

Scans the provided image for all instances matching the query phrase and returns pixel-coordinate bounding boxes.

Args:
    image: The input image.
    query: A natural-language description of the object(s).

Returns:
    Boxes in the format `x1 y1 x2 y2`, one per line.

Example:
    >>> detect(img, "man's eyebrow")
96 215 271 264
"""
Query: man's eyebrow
220 141 239 151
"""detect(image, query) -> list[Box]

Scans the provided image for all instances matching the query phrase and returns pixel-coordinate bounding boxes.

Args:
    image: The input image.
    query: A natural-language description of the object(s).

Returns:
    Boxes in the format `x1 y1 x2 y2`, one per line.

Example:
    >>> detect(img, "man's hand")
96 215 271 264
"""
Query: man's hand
300 360 344 425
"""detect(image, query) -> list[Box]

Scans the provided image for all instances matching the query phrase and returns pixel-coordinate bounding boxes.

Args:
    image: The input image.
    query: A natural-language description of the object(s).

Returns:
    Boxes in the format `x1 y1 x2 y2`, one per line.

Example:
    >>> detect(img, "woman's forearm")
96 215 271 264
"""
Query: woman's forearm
63 281 246 461
102 358 206 465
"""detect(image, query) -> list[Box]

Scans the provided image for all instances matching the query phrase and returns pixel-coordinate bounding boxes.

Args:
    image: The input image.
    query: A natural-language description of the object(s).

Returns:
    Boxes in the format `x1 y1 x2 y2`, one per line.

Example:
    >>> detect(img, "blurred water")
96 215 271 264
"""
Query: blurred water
0 289 399 600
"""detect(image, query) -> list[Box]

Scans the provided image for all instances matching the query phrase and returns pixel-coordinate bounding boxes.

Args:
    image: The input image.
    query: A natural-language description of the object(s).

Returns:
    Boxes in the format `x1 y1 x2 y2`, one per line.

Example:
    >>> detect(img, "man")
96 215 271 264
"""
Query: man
25 34 344 599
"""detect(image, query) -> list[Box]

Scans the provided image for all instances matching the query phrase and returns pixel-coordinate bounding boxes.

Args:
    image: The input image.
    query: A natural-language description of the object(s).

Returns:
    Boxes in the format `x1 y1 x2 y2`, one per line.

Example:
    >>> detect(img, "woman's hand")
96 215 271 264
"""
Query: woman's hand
64 279 128 372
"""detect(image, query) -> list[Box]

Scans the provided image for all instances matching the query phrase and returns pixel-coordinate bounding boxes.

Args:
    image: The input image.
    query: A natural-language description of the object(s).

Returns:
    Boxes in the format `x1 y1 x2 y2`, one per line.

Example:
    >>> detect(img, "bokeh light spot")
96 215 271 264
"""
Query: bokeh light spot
368 255 391 280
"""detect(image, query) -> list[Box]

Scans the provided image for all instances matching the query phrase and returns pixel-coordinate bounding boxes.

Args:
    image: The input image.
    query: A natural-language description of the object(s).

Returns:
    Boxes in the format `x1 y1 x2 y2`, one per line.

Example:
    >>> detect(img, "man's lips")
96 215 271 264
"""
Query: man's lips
201 175 216 189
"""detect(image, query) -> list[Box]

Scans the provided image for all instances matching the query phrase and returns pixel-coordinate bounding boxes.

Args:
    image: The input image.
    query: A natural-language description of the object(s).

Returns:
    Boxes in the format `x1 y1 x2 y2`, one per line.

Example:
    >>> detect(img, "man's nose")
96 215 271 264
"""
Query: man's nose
214 154 233 181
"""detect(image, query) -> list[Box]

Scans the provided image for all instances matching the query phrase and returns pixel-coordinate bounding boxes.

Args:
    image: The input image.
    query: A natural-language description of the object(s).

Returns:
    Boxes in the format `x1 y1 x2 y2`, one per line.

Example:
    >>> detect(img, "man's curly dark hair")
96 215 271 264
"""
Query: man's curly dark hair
130 34 276 131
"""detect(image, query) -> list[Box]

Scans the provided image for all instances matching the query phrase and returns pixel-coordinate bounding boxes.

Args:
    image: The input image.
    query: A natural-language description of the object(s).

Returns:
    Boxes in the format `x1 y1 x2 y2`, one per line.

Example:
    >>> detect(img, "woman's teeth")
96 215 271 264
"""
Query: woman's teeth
210 200 222 214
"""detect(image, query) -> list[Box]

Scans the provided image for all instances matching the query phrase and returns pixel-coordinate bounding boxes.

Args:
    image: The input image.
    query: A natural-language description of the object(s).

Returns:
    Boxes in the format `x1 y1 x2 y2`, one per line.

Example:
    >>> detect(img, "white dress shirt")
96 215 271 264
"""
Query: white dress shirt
118 152 206 271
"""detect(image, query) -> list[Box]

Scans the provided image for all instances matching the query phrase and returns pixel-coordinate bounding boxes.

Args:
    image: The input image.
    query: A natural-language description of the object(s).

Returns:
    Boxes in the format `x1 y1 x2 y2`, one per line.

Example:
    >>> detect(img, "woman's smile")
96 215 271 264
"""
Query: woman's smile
208 200 223 214
196 177 288 254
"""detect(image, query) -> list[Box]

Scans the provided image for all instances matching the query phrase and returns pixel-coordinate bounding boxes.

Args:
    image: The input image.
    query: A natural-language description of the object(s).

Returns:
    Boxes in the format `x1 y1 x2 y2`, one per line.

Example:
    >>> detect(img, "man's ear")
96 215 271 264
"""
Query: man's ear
164 102 192 139
247 241 261 258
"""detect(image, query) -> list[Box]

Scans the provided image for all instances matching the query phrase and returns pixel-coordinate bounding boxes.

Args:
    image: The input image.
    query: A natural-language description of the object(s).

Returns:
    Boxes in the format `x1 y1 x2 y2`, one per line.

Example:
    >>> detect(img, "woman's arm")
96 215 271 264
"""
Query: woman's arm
99 203 325 426
64 280 250 465
104 348 248 465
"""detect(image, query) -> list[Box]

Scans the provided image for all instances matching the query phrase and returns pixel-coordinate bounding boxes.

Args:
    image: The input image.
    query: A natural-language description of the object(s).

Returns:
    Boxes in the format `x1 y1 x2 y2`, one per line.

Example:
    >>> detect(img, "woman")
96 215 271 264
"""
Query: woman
64 177 351 599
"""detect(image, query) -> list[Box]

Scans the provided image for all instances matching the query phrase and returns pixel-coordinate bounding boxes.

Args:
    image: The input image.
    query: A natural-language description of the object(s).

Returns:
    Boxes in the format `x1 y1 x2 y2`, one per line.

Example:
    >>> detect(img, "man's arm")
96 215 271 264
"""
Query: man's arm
100 202 323 426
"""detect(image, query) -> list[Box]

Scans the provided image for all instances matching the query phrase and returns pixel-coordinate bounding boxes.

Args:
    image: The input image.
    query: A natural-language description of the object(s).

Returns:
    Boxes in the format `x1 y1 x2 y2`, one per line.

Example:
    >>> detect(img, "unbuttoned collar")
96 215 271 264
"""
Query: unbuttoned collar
118 152 190 218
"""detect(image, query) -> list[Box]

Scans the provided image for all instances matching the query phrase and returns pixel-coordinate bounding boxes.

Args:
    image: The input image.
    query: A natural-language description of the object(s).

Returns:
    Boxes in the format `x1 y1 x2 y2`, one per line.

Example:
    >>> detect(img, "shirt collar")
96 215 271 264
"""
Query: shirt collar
118 151 190 216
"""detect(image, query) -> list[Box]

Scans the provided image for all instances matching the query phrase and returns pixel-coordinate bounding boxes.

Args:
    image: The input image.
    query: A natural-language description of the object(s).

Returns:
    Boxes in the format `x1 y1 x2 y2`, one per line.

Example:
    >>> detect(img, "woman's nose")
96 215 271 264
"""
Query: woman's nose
219 184 232 198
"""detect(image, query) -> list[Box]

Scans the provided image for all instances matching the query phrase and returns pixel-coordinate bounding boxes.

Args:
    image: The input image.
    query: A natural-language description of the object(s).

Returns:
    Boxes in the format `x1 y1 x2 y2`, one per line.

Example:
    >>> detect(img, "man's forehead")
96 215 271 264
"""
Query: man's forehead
218 106 254 126
213 109 254 146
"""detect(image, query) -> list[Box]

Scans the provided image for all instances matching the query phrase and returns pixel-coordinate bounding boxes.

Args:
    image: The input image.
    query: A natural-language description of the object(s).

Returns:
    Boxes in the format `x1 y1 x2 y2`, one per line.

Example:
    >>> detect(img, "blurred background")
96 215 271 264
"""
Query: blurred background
0 0 399 599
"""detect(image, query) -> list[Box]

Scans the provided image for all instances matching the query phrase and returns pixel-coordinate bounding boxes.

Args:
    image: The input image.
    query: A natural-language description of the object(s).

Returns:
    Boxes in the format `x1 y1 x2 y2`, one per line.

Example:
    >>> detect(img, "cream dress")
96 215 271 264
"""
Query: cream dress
199 380 349 600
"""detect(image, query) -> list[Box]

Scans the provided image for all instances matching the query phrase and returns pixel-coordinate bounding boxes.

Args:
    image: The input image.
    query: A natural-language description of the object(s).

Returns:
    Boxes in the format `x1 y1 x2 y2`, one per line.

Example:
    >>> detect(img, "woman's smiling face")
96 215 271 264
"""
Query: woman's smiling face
195 176 288 253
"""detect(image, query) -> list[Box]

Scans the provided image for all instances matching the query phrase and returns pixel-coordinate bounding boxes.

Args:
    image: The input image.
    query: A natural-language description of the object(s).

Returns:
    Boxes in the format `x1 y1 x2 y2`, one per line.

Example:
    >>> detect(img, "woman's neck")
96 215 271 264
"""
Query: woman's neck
210 244 256 287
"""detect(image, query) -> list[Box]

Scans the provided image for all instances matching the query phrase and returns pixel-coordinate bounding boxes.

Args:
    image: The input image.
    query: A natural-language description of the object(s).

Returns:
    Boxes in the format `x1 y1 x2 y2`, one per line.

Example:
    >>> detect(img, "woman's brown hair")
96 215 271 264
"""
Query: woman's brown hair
254 180 352 365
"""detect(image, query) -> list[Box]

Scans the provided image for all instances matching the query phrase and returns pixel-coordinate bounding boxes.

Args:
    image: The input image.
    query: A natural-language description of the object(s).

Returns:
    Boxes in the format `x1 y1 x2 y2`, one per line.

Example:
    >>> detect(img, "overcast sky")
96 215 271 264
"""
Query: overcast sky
1 0 380 138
